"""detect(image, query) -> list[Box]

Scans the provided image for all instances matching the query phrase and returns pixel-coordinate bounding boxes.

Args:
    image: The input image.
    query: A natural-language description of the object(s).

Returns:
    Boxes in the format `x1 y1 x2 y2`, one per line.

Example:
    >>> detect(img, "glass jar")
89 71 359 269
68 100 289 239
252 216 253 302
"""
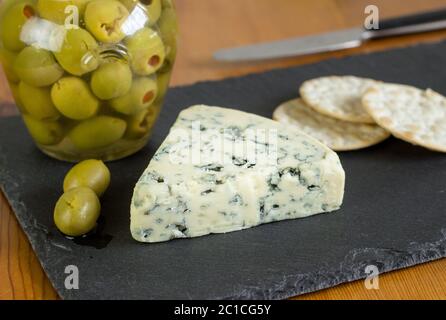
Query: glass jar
0 0 178 162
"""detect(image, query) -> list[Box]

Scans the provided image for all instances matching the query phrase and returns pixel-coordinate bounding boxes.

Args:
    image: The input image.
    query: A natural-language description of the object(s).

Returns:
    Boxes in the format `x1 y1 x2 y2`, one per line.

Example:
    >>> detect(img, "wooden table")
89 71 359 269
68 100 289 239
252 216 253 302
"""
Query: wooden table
1 0 446 300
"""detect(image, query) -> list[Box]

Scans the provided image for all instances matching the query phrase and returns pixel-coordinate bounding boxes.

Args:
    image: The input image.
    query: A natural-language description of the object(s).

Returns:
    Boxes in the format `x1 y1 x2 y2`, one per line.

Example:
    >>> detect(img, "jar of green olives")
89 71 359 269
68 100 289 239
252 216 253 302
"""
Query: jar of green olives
0 0 178 162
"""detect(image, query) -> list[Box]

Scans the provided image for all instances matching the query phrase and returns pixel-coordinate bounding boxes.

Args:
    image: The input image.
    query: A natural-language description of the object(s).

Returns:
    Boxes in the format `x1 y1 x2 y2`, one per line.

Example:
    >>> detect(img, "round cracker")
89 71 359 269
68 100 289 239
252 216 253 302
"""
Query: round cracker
363 83 446 153
273 98 390 151
300 76 378 124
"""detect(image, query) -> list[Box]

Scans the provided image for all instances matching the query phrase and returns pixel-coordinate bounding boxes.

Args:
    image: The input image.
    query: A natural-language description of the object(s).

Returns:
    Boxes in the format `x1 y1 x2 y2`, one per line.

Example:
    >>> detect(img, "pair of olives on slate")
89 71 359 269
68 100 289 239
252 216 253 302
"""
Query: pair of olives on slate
0 0 177 161
54 159 110 237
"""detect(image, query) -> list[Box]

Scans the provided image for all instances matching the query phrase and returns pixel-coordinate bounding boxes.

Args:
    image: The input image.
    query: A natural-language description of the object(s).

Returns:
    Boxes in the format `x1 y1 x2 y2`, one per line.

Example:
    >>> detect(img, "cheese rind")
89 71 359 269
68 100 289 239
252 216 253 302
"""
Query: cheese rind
131 105 345 243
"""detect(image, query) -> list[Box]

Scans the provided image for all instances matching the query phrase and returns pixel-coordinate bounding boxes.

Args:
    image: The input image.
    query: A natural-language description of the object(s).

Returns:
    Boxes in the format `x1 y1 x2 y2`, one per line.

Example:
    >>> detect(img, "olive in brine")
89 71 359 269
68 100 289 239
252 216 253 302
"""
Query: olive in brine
37 0 91 25
0 49 20 83
125 28 165 76
118 0 137 11
54 187 101 237
143 0 162 26
90 60 132 100
19 82 60 120
54 28 99 76
63 159 111 197
23 115 64 146
110 77 157 115
14 47 64 87
0 2 36 52
68 116 127 150
84 0 129 44
155 71 171 101
10 82 25 113
119 0 161 25
52 77 99 120
158 6 178 64
124 107 157 139
161 0 174 9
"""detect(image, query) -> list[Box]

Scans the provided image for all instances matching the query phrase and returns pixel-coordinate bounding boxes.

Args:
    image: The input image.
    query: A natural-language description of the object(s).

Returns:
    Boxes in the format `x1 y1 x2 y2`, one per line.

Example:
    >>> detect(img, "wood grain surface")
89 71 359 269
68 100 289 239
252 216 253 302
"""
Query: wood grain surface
1 0 446 300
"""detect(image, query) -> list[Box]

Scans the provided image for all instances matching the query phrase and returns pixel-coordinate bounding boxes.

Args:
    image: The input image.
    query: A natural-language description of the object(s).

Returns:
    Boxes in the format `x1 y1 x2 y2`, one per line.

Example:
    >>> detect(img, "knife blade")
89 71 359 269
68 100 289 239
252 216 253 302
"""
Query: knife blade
214 8 446 62
214 28 364 62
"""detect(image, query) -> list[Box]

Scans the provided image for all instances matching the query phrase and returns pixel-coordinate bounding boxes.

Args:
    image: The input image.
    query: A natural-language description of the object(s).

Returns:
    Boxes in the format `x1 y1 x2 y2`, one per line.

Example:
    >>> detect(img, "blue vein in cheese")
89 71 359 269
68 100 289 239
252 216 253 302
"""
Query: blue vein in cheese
130 105 345 243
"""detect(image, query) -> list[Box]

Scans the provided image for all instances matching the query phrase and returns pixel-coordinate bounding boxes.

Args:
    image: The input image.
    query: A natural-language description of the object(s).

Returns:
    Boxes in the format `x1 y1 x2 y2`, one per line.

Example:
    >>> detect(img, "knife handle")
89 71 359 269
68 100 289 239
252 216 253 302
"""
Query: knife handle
365 8 446 39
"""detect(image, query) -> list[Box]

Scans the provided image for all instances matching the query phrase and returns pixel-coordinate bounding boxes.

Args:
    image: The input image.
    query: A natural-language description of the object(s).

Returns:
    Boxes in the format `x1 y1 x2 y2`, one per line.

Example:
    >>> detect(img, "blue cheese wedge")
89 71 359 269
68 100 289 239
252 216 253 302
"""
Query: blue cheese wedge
131 105 345 243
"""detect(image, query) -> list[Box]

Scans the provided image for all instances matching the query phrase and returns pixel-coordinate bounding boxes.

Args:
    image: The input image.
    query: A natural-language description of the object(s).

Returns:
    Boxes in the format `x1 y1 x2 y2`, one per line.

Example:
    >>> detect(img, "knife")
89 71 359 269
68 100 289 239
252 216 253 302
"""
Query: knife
214 8 446 62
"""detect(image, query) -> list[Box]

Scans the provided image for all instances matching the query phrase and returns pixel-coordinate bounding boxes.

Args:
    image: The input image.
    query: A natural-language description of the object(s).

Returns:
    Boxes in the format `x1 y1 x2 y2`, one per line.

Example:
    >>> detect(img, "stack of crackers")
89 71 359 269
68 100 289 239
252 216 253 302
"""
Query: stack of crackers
273 76 446 152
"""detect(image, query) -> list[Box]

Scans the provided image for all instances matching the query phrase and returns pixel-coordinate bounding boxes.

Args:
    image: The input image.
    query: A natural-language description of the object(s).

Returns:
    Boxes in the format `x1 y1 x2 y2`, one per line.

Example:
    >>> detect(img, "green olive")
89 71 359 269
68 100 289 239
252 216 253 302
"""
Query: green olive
155 72 171 101
90 60 132 100
124 107 156 139
118 0 137 11
0 2 36 51
52 77 99 120
14 47 64 87
37 0 92 25
54 187 101 237
68 115 127 150
23 114 64 145
54 28 99 76
84 0 129 44
110 77 157 115
119 0 161 25
144 0 162 26
158 6 177 64
125 28 165 76
63 159 110 196
161 0 174 9
0 48 20 83
10 82 26 113
19 82 61 120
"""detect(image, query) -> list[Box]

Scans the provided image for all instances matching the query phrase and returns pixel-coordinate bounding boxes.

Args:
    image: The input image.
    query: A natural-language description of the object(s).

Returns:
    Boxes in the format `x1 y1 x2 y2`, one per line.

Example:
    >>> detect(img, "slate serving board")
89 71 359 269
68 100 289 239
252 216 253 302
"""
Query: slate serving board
1 41 446 300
